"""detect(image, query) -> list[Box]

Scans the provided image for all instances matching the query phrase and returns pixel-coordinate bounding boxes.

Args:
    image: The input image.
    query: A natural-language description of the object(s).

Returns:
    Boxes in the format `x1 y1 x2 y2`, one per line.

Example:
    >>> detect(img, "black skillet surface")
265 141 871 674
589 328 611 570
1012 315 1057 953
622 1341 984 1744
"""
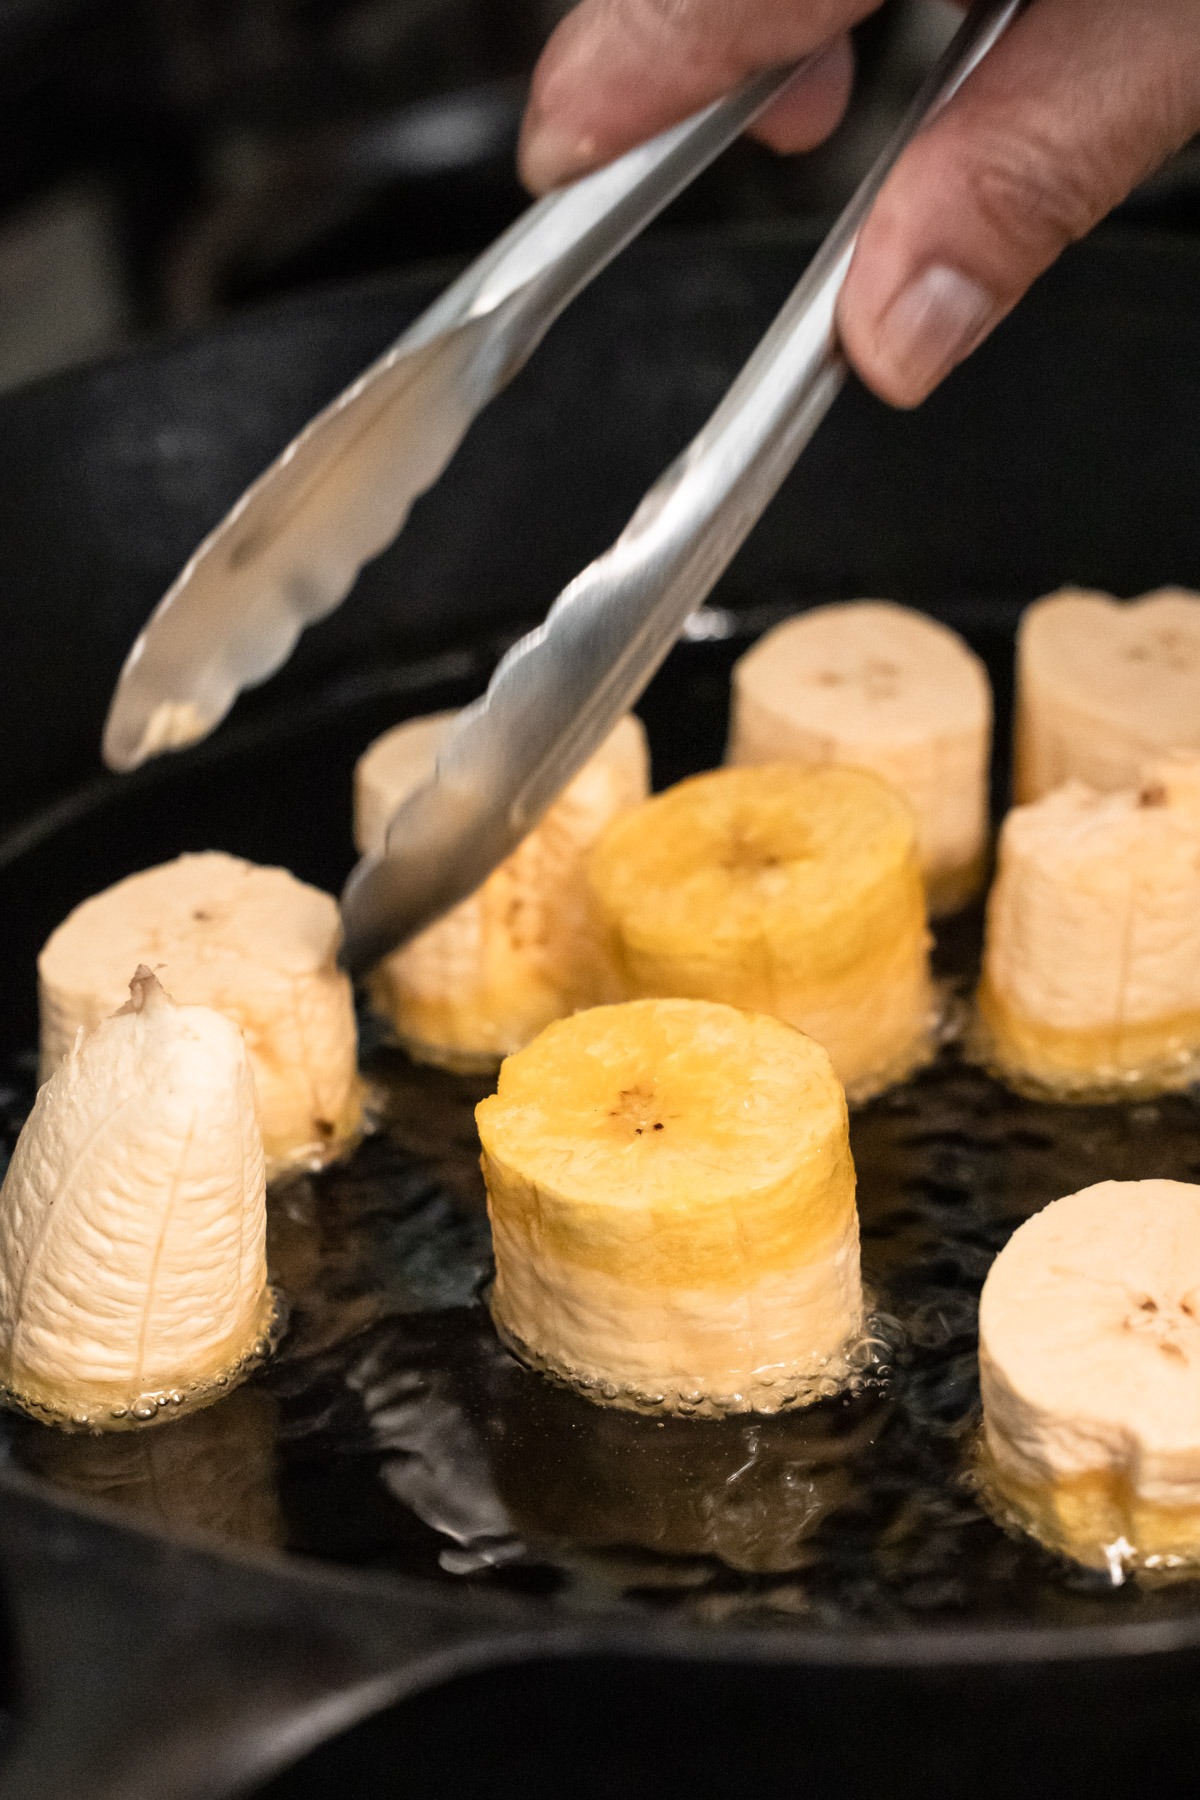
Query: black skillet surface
3 226 1200 1798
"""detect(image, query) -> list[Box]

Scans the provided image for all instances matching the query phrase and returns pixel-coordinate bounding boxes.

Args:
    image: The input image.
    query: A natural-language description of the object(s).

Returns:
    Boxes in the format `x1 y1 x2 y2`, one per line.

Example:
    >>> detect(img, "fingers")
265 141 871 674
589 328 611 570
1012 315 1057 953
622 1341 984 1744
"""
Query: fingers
753 34 856 158
521 0 1200 411
518 0 876 193
839 0 1200 406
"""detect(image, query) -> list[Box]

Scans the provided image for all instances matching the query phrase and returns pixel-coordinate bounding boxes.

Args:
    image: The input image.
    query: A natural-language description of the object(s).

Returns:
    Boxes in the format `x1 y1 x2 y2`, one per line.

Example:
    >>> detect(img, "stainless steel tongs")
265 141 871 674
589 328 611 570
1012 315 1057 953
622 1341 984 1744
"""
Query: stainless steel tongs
103 0 1024 976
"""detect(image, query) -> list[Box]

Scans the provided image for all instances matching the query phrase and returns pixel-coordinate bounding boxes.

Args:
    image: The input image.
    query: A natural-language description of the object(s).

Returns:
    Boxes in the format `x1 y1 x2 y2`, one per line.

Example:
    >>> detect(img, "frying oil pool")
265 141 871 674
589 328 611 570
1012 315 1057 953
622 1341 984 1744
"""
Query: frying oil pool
4 911 1200 1630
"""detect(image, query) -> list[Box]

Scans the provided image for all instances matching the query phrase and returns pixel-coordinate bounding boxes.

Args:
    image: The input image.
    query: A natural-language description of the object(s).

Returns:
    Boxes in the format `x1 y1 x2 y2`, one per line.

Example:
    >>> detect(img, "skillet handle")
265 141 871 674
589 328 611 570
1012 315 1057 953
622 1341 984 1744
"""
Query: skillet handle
0 1471 553 1800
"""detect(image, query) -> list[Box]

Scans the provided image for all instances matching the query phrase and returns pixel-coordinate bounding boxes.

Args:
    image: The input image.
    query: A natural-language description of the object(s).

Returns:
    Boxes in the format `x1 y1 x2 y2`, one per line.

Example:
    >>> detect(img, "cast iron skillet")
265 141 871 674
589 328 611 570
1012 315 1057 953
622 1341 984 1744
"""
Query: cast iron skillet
2 227 1200 1800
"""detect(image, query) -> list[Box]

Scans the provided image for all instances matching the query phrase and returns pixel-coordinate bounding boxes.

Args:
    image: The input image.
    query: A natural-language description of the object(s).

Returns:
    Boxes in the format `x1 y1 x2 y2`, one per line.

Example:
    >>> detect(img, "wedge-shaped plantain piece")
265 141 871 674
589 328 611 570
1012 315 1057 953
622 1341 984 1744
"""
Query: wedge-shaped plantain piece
586 764 933 1102
729 602 992 914
976 754 1200 1099
39 851 361 1172
354 711 649 1071
477 997 863 1416
0 970 275 1430
1015 587 1200 803
979 1178 1200 1574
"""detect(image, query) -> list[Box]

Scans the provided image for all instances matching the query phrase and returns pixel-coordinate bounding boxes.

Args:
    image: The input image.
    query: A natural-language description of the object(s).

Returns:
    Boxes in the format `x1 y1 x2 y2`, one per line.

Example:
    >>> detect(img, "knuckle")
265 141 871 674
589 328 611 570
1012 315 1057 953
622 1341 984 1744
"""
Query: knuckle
608 0 856 55
958 119 1106 269
610 0 709 37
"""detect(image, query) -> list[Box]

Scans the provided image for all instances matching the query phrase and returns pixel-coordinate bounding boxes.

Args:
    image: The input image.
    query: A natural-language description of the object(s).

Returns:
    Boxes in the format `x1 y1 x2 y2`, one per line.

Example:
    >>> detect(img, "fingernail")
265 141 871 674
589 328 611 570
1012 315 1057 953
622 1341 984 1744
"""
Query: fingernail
518 120 600 195
877 265 998 403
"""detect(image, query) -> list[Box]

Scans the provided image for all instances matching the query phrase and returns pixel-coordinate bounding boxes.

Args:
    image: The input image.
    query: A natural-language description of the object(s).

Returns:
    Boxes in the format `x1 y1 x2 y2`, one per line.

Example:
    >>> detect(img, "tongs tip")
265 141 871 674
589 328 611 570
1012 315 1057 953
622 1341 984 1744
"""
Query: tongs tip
102 691 212 773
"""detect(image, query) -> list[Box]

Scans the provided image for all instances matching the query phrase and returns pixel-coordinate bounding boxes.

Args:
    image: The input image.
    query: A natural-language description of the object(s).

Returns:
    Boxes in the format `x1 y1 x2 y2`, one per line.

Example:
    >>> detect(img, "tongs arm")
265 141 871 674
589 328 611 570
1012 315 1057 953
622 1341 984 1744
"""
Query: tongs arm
101 62 806 773
339 0 1026 975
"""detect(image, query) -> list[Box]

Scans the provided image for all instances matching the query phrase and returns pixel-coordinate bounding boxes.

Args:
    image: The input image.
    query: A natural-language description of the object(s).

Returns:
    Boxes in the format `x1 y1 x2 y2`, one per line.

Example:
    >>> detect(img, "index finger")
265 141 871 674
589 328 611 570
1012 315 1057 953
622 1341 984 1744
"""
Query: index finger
518 0 878 192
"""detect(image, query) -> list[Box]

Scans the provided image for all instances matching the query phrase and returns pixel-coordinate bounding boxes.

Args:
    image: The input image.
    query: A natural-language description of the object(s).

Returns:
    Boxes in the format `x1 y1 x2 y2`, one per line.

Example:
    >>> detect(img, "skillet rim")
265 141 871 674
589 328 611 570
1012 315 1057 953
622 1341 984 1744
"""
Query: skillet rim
10 1455 1200 1672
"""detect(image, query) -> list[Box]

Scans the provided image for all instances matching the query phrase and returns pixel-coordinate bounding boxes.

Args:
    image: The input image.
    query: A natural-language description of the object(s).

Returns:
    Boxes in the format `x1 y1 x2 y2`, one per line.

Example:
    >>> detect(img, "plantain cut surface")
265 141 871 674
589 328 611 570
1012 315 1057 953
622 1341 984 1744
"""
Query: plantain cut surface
585 764 933 1103
1014 586 1200 802
354 711 649 1070
729 601 992 914
38 852 361 1173
476 998 863 1416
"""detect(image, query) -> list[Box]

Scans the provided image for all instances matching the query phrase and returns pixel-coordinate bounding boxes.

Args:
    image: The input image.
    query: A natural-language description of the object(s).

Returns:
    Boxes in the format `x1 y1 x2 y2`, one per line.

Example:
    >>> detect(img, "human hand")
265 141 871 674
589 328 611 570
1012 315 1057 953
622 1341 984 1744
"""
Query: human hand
517 0 1200 407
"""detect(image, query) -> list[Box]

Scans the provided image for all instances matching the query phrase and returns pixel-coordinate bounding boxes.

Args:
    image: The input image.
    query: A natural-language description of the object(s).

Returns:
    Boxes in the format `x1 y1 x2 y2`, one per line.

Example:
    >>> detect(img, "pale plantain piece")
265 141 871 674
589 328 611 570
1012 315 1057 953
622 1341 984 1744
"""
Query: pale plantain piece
354 711 649 1071
476 998 863 1416
978 1178 1200 1574
728 601 992 914
976 754 1200 1099
585 764 933 1103
1014 587 1200 803
0 970 276 1430
39 852 361 1172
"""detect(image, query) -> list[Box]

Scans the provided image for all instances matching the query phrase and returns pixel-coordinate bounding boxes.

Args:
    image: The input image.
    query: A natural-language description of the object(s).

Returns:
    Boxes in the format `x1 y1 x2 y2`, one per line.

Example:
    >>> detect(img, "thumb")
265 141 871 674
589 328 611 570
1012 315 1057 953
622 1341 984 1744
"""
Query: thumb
839 0 1200 407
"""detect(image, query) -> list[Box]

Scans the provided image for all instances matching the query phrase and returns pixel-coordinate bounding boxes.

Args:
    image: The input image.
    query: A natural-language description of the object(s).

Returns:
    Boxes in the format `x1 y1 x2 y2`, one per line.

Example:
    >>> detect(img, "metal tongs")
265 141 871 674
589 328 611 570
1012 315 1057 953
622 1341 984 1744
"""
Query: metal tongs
103 0 1023 977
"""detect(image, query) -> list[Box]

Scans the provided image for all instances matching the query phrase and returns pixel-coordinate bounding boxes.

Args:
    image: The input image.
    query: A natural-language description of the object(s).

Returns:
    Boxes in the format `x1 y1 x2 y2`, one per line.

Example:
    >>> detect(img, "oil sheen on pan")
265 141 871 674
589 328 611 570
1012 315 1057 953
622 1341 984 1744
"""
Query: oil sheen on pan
5 628 1200 1632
